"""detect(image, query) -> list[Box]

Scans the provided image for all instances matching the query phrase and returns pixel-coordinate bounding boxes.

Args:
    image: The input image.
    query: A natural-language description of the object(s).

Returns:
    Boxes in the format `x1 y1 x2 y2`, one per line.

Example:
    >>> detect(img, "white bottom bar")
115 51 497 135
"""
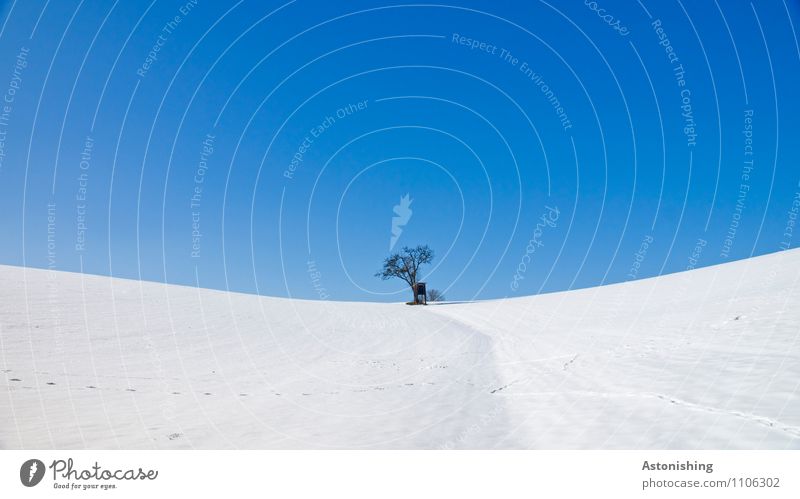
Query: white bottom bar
1 450 797 498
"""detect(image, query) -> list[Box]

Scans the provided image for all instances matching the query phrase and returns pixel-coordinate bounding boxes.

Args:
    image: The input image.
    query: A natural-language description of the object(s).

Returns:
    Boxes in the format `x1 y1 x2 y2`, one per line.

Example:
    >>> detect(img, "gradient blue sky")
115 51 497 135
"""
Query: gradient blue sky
0 0 799 301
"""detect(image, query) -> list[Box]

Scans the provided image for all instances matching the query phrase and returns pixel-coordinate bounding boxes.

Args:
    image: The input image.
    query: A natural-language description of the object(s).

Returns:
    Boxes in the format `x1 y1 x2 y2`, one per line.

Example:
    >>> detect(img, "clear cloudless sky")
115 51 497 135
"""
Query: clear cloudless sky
0 0 798 301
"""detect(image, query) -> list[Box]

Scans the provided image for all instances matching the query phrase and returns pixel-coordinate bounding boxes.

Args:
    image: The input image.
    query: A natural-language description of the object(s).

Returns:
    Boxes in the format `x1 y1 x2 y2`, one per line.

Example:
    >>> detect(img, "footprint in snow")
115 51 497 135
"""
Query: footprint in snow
46 382 56 385
10 378 21 382
562 355 579 371
167 432 182 440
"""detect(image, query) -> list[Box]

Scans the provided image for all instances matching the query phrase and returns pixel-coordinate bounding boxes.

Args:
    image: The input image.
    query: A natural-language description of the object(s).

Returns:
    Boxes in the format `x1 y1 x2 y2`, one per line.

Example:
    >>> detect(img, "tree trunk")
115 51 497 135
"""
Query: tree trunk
410 284 418 304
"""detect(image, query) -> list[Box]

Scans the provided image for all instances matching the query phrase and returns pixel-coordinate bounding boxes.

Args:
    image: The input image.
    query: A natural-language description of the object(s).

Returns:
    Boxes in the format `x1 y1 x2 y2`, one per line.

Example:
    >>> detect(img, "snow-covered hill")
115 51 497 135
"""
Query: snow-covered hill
2 249 799 449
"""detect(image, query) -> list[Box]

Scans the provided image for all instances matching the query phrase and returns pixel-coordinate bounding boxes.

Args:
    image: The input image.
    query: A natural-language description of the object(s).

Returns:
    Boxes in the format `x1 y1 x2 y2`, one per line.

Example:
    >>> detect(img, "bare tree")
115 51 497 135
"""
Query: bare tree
375 245 434 304
427 289 445 302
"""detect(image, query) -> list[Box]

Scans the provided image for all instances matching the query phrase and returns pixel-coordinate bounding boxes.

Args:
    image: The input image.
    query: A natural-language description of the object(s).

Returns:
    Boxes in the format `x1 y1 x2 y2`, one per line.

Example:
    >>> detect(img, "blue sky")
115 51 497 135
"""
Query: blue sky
0 0 798 302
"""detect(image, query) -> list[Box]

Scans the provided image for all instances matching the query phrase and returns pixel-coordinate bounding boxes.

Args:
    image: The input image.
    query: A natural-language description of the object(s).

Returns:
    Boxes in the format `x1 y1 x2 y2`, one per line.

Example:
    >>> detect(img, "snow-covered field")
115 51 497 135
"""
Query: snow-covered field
1 249 799 449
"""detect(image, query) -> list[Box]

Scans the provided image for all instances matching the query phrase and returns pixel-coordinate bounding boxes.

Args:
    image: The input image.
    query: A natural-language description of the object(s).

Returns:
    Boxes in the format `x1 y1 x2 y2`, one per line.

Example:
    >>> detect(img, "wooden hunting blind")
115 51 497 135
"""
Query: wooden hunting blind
415 282 427 305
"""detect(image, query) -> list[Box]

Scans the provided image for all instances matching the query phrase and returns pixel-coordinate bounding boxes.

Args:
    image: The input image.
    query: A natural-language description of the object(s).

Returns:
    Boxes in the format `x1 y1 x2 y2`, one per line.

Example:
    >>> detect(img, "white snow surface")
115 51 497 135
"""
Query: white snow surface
1 249 799 449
